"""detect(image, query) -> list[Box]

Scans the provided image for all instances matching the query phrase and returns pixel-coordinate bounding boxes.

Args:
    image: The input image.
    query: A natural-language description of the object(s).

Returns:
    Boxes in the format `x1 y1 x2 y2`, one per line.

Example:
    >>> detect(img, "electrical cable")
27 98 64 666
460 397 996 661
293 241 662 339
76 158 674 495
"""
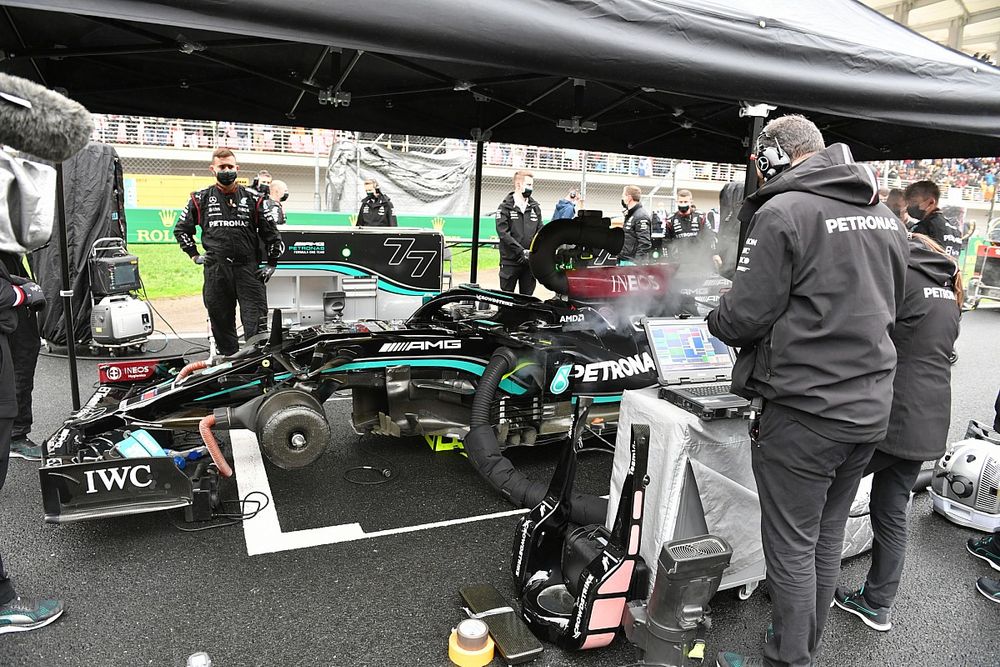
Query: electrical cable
342 436 397 486
138 277 210 353
169 490 270 533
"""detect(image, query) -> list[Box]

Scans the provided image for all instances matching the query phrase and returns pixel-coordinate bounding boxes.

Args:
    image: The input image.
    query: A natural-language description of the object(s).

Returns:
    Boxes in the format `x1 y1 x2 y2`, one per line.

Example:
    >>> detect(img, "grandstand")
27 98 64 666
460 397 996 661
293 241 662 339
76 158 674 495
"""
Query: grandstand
100 115 999 231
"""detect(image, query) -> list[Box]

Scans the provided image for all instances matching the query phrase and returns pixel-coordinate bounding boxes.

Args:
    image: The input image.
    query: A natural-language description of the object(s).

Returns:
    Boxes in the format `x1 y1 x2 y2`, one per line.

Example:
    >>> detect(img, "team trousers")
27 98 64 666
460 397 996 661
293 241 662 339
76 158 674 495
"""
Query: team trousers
753 405 876 667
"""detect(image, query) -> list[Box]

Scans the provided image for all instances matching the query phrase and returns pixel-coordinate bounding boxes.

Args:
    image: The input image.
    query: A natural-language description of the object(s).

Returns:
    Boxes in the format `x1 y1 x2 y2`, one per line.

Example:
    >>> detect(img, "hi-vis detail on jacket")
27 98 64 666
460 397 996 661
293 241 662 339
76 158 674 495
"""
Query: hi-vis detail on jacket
824 215 899 234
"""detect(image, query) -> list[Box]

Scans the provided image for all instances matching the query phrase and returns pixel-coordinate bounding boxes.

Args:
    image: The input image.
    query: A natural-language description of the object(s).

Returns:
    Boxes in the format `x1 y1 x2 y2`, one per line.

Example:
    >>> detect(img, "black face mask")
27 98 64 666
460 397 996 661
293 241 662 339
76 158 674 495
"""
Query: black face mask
365 190 375 197
216 170 238 186
906 203 924 220
677 205 690 213
621 199 628 209
280 193 289 202
521 187 533 198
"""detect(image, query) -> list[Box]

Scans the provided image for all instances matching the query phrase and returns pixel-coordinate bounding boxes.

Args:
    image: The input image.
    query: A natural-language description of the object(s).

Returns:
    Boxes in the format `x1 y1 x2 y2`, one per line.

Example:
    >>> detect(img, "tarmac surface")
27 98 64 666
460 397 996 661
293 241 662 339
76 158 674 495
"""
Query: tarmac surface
1 306 998 666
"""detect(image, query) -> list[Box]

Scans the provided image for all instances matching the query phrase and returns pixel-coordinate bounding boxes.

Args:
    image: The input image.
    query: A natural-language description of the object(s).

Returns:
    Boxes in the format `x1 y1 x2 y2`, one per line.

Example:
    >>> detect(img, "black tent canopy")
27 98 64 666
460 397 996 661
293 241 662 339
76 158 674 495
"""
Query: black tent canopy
2 0 1000 162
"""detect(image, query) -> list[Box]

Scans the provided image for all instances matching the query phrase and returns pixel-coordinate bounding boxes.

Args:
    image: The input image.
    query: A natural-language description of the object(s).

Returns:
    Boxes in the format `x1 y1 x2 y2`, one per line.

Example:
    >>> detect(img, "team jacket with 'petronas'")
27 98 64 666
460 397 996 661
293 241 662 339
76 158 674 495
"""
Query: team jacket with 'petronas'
708 143 909 444
878 239 960 462
174 184 283 266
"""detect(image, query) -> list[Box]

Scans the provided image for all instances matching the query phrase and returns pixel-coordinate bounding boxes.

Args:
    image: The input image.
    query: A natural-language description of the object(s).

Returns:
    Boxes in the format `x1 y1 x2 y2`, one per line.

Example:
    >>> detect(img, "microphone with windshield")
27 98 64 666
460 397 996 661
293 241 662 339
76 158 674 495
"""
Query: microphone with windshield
0 72 93 161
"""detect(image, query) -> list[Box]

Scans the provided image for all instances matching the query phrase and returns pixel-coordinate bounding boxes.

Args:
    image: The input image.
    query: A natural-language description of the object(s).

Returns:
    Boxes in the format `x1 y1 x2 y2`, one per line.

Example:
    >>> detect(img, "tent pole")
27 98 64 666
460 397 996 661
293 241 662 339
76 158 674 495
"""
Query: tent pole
55 163 81 411
354 131 361 214
470 139 484 284
738 114 765 252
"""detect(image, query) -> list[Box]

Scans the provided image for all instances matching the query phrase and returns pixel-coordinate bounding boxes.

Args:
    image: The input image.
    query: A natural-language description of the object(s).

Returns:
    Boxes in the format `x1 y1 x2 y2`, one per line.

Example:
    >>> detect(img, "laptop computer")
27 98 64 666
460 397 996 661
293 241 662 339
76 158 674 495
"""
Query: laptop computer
644 317 751 421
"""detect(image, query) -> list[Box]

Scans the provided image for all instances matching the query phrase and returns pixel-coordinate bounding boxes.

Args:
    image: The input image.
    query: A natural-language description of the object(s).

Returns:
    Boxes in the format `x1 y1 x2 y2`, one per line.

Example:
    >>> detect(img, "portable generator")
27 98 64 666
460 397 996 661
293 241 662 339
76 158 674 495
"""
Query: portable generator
930 420 1000 532
91 295 152 345
88 237 153 352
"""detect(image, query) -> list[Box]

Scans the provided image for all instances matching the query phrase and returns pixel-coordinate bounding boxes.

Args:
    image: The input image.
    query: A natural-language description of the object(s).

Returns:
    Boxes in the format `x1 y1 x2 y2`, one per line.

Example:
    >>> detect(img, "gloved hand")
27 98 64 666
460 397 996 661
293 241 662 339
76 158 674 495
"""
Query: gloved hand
193 255 206 265
12 280 46 311
256 265 276 283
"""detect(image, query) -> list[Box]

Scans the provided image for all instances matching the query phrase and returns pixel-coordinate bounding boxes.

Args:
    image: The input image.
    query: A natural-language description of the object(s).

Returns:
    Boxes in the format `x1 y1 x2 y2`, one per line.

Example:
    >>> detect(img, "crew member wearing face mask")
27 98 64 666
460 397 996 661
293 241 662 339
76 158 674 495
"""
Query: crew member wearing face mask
664 189 722 271
269 179 289 226
619 184 652 262
495 169 543 294
357 178 396 227
174 147 283 357
903 180 963 260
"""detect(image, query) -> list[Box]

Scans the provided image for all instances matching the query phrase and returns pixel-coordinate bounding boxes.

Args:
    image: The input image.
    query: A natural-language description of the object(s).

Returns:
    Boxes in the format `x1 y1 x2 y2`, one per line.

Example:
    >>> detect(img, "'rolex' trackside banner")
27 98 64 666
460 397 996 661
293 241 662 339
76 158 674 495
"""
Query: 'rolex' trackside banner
125 207 498 244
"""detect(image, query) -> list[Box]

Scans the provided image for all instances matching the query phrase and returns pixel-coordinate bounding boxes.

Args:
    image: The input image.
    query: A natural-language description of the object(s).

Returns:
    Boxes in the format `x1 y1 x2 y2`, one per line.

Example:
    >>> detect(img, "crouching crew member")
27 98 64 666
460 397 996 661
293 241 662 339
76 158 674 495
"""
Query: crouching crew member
833 233 961 631
174 147 283 357
496 170 543 295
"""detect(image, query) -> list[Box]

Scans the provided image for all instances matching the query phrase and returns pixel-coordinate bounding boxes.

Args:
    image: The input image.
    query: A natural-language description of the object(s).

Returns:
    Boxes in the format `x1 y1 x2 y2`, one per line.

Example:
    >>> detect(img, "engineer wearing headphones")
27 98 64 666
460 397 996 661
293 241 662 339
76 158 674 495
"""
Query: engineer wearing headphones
708 115 909 667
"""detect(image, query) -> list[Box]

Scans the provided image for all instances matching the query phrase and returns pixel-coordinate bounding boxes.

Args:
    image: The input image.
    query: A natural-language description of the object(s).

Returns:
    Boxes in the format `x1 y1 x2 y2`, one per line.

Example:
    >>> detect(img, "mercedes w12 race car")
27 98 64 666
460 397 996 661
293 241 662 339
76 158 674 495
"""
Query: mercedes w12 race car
38 214 698 524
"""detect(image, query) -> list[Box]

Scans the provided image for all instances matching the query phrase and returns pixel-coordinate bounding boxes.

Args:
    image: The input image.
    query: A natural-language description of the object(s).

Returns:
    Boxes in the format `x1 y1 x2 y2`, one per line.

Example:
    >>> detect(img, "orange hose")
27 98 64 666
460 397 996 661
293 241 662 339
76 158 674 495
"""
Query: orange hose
199 414 233 478
177 360 209 382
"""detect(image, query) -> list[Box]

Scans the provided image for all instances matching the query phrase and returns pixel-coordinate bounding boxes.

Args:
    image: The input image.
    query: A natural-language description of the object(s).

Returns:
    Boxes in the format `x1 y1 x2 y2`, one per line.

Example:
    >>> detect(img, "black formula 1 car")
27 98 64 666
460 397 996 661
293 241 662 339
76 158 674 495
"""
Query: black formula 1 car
38 214 699 524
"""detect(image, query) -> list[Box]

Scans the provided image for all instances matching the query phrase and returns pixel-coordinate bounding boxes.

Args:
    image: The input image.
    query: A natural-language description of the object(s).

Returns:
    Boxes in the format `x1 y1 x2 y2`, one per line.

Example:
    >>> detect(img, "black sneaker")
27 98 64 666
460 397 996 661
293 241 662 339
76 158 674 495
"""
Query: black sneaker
0 596 64 634
976 577 1000 604
833 585 892 631
967 532 1000 571
9 437 41 461
716 651 764 667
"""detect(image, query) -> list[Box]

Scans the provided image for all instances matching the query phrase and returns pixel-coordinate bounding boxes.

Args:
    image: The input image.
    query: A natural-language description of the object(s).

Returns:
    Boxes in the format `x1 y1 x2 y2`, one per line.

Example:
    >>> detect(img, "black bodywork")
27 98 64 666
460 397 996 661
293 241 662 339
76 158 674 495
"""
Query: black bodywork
40 284 659 523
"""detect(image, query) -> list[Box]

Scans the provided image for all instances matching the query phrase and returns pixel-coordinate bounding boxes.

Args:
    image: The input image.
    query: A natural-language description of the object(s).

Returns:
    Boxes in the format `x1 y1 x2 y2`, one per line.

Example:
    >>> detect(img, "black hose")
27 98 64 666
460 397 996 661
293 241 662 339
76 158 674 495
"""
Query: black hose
465 347 607 524
528 213 624 295
912 468 934 494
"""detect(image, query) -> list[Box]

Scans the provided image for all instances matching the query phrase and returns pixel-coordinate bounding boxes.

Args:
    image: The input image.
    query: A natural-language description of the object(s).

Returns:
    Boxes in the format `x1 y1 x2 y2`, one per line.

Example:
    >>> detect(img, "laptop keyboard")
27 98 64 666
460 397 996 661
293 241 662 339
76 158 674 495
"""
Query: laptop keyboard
684 384 732 397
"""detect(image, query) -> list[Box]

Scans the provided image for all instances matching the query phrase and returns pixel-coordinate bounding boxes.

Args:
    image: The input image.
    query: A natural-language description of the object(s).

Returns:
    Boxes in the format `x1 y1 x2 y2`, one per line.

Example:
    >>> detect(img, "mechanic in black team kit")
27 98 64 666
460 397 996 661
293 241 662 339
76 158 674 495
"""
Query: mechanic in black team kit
708 115 908 667
903 180 962 260
832 233 961 632
496 169 543 295
664 188 722 272
619 184 652 262
357 178 396 227
174 147 283 357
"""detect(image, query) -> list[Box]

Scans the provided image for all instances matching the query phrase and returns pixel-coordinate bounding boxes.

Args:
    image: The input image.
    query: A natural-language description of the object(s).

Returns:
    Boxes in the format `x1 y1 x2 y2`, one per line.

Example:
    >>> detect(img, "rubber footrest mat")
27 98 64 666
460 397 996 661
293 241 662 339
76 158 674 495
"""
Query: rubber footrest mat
459 584 544 664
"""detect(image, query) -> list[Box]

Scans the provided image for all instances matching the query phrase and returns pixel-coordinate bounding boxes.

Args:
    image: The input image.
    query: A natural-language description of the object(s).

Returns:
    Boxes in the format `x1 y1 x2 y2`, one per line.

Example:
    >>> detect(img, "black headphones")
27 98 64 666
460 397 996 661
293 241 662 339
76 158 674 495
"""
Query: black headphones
755 130 791 181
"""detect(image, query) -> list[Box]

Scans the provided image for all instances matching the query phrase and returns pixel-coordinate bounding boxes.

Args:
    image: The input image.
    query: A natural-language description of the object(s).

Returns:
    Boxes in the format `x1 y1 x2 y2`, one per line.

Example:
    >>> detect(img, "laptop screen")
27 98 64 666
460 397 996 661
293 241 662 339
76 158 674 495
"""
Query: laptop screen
644 318 735 384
